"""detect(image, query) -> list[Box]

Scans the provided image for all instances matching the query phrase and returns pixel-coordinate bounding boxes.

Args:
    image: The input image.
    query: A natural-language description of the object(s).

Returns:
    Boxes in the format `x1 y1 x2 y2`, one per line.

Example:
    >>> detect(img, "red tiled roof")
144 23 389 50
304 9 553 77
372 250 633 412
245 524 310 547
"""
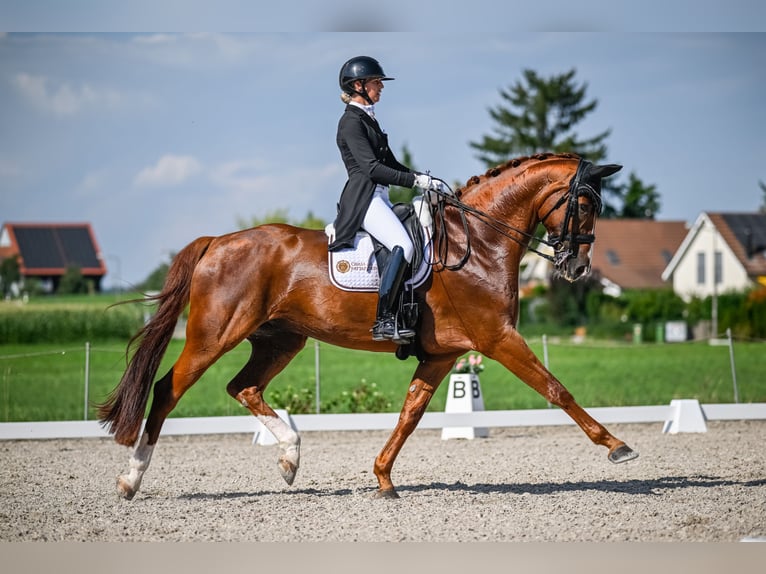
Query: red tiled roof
591 219 688 289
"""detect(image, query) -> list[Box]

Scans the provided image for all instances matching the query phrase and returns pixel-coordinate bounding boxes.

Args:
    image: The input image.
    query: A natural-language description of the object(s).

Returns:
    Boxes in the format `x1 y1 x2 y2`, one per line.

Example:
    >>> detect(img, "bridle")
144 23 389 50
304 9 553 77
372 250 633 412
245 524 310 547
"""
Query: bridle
538 159 603 267
430 159 602 271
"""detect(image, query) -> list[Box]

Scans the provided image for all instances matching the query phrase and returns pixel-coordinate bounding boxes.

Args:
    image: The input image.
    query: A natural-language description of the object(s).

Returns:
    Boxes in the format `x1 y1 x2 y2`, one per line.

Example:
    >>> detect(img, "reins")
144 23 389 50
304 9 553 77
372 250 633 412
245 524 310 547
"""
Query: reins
428 159 600 270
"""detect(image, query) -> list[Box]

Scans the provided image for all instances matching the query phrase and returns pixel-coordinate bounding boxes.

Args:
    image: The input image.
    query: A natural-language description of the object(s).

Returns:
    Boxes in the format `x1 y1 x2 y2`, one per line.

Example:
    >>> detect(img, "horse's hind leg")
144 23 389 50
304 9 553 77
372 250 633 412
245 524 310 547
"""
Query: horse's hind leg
490 329 638 464
117 341 229 499
226 326 308 486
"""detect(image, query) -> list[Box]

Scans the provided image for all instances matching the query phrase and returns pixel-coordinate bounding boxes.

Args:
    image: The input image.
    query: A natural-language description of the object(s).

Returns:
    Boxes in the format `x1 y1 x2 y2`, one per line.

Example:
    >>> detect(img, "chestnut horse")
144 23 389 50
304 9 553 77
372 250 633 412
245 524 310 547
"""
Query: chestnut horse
98 153 637 500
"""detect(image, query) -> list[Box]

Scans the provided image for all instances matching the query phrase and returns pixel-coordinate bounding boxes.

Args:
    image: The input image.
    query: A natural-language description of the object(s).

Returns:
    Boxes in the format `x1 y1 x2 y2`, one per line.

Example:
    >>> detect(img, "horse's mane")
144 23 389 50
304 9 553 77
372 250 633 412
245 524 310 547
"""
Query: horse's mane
456 152 580 198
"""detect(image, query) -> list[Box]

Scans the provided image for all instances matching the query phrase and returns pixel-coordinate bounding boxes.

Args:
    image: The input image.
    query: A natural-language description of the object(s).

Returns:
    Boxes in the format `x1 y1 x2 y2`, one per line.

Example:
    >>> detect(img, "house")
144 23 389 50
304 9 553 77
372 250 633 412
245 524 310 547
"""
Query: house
589 219 688 297
662 212 766 302
520 219 688 297
0 222 107 293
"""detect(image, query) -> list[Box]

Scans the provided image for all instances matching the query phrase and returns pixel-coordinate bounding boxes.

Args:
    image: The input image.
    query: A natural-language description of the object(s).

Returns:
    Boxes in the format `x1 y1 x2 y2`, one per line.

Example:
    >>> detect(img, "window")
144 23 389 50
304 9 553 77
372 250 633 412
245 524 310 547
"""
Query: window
697 252 706 285
714 251 723 285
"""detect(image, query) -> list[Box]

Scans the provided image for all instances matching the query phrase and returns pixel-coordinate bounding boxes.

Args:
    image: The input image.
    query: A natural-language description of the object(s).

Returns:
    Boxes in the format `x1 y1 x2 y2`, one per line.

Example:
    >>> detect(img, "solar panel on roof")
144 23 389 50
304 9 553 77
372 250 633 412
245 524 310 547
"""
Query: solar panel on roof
13 226 100 270
721 214 766 257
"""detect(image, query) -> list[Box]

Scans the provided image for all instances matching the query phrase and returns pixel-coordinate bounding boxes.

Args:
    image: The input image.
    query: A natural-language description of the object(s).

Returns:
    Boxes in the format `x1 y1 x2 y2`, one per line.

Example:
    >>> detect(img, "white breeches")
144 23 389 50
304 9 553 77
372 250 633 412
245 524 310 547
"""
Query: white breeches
362 186 414 263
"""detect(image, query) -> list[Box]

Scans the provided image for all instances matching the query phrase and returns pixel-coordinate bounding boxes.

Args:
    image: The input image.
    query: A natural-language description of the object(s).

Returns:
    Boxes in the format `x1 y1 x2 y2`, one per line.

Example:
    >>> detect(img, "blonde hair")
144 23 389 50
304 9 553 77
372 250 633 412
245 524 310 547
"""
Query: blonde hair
340 91 353 104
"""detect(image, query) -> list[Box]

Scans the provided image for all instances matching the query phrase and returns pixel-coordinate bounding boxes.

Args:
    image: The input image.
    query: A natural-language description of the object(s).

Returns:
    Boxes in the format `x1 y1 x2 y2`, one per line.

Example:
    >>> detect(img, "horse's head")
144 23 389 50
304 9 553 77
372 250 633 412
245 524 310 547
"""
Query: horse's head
538 160 622 282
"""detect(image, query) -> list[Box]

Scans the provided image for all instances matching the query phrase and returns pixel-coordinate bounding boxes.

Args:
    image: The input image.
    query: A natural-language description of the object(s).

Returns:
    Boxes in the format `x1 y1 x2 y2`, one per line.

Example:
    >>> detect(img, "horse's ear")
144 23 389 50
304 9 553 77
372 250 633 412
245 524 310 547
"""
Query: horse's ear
591 164 622 179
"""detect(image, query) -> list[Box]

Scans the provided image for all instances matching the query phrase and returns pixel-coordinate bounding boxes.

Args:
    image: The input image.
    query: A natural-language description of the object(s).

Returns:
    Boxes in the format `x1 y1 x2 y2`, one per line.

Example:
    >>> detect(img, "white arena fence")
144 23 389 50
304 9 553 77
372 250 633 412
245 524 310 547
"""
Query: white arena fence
2 402 766 441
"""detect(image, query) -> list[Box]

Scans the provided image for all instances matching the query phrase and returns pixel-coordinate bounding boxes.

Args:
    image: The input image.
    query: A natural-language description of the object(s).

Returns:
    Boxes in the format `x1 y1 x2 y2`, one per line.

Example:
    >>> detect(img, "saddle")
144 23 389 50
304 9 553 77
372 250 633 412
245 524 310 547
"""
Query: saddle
325 197 433 293
325 197 433 361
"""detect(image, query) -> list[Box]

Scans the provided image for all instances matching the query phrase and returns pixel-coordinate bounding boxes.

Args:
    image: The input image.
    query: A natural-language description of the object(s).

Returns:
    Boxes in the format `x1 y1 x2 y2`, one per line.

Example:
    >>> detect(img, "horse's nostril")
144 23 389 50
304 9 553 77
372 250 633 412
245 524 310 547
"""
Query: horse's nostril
575 264 587 277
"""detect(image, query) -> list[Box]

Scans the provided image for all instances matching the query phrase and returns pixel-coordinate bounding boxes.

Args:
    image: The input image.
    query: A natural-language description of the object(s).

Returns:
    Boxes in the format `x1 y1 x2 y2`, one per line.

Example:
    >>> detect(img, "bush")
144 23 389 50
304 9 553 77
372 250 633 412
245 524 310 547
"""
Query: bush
323 381 394 413
685 288 766 339
268 385 315 414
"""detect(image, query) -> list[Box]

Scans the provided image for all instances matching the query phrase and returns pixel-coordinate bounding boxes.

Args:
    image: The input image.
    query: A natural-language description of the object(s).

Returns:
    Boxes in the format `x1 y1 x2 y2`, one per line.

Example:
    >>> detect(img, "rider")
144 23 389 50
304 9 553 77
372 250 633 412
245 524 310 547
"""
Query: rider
329 55 442 343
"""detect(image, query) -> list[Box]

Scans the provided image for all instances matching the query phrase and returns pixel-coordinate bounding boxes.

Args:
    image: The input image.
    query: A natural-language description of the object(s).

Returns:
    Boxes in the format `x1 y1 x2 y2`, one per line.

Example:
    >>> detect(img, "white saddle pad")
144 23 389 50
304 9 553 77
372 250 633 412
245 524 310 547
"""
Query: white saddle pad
325 223 432 293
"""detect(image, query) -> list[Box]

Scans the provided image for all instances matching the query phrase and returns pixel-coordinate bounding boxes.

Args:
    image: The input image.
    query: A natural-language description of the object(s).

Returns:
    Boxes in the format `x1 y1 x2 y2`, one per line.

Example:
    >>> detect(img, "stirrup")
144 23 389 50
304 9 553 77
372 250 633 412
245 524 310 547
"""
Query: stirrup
371 315 414 344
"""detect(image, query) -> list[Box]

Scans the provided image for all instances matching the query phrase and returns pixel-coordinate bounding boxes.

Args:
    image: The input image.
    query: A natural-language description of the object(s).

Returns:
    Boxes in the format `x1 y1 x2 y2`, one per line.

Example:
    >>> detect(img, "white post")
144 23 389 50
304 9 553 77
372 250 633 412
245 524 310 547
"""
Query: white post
727 328 739 404
314 340 321 413
542 334 551 408
441 372 488 440
84 341 90 421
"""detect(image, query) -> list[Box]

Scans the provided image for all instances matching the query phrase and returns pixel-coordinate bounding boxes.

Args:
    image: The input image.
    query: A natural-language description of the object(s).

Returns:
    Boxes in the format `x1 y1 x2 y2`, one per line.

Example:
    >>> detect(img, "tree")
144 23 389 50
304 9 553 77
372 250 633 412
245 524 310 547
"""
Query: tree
58 265 90 294
138 256 173 292
237 209 327 231
759 180 766 213
470 68 610 167
237 209 289 229
617 172 661 219
0 255 20 297
389 144 418 204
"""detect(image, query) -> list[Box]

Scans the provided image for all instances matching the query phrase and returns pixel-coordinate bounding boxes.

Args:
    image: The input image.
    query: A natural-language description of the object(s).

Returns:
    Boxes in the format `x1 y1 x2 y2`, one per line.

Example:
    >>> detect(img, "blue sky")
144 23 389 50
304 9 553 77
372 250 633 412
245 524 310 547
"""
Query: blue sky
1 31 765 287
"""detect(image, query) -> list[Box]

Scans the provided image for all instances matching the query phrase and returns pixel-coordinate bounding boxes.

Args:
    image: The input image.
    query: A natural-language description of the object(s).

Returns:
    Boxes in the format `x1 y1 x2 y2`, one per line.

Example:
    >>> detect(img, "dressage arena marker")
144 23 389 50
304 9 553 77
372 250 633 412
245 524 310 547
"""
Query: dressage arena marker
441 373 489 440
662 399 708 434
2 402 765 441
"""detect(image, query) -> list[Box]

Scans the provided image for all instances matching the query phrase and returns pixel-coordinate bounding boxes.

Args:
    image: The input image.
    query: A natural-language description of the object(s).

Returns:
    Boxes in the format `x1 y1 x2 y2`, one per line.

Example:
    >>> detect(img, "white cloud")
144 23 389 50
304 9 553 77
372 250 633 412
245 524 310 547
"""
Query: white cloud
11 73 132 116
132 34 177 45
134 155 203 187
129 33 269 69
209 158 274 193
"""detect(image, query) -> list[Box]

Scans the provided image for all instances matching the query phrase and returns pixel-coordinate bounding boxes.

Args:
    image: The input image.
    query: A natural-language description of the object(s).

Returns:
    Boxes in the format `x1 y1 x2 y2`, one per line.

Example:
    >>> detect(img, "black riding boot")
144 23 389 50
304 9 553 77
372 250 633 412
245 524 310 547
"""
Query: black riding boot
371 246 414 343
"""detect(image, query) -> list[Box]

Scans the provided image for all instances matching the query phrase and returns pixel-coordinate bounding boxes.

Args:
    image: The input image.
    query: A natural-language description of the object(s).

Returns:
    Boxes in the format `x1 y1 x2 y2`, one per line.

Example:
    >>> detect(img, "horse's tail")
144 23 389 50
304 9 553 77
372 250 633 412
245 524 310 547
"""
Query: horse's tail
97 235 215 446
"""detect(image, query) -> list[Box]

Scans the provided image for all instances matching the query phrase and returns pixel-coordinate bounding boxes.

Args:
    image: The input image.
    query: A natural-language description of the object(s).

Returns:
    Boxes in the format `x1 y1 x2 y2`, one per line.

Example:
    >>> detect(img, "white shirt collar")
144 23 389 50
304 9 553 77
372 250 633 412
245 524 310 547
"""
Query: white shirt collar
349 101 375 118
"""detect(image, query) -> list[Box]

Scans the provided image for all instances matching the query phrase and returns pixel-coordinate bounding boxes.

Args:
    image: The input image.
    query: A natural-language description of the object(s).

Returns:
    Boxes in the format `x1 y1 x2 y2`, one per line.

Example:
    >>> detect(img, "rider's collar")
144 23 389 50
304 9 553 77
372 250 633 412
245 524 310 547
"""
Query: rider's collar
349 101 375 119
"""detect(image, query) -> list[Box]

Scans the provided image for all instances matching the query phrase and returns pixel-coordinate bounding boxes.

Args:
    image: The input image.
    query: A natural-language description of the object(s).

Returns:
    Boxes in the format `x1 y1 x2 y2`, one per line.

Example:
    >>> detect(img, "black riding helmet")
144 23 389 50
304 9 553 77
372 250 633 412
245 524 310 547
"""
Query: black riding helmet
339 56 394 104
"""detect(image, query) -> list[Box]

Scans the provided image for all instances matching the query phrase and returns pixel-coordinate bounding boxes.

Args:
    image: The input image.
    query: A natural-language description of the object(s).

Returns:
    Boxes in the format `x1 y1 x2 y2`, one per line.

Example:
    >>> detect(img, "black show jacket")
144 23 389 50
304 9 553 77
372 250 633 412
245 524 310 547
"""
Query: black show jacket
329 104 416 251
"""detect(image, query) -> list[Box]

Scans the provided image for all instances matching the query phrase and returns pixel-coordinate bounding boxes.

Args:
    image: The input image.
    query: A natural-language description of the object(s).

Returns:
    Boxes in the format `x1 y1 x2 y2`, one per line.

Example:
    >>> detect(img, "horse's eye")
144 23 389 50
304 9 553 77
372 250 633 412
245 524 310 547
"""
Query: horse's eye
579 203 591 215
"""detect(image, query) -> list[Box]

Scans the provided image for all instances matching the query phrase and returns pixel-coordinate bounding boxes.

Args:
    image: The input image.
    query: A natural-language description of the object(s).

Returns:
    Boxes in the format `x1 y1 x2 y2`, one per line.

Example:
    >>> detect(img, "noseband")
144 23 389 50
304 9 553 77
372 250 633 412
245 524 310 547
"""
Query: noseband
429 158 601 270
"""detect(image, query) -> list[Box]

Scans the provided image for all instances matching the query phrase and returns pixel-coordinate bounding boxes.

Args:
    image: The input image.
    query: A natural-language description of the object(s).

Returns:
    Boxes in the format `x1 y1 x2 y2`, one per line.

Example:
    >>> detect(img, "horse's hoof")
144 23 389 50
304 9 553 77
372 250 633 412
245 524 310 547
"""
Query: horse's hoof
608 444 639 464
117 475 137 500
373 488 400 500
278 458 298 486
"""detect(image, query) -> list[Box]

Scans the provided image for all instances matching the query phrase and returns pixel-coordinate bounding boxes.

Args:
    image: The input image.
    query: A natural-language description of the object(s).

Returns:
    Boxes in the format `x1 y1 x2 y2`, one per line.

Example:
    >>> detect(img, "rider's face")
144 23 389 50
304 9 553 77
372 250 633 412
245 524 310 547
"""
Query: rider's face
357 78 383 103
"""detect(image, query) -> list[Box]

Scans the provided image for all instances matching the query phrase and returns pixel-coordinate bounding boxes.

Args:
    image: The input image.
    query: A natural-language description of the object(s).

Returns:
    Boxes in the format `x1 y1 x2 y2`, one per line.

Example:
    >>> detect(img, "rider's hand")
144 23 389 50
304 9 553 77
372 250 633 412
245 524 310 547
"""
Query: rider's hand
413 173 432 191
430 179 455 203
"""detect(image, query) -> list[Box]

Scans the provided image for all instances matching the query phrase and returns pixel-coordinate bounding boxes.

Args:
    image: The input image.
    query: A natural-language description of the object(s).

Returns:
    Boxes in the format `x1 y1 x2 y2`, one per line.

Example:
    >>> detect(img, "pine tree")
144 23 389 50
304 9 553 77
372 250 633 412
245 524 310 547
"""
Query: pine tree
618 172 660 219
469 68 610 167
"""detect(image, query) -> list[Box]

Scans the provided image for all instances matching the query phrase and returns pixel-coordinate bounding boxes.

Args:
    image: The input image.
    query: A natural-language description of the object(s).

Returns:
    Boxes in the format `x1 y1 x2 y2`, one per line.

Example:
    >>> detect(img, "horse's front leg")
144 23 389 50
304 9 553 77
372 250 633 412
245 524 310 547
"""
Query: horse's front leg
373 357 456 499
488 329 638 464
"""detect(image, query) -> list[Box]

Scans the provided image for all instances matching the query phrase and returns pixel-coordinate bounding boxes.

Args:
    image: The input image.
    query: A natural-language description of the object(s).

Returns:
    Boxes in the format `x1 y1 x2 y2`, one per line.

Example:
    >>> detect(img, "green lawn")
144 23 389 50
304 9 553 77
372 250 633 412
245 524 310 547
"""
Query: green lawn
0 337 762 422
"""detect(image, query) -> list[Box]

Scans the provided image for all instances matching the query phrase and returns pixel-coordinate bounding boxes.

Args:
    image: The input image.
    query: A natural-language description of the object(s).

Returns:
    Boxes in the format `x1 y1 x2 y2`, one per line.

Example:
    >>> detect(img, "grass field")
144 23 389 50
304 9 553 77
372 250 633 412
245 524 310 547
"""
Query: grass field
1 336 762 422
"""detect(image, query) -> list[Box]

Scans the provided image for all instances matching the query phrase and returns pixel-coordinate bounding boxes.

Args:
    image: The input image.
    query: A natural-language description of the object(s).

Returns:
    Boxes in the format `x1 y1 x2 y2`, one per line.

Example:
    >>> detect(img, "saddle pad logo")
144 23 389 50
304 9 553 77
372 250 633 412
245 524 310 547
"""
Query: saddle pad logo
336 260 351 274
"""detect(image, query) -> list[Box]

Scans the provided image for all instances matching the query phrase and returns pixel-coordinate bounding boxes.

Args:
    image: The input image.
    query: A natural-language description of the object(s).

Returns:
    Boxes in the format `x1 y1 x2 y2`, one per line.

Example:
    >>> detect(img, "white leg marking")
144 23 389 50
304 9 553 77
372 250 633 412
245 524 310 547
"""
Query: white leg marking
257 414 301 485
119 432 154 496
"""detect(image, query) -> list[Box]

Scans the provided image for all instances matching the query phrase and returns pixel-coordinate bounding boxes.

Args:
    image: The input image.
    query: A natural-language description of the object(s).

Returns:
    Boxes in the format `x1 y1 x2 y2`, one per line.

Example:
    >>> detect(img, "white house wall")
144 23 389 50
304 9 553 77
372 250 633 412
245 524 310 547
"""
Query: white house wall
672 220 750 301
